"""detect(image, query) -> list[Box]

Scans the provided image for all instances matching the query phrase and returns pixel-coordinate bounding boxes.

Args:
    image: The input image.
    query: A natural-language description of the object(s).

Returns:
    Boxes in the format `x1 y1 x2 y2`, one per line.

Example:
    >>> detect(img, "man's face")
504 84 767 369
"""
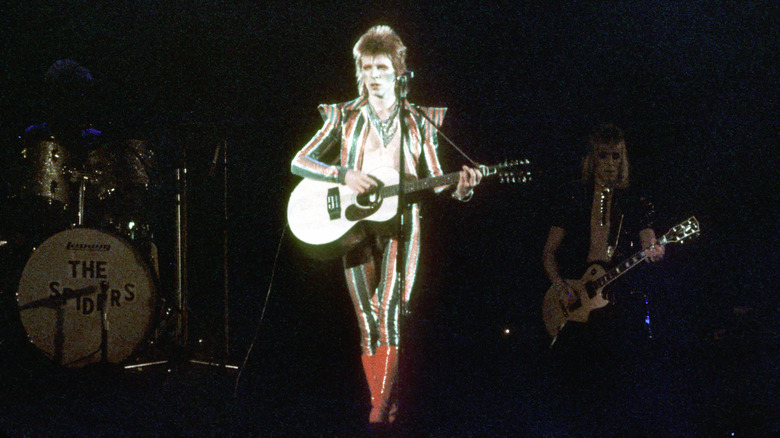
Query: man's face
593 144 623 186
360 54 396 99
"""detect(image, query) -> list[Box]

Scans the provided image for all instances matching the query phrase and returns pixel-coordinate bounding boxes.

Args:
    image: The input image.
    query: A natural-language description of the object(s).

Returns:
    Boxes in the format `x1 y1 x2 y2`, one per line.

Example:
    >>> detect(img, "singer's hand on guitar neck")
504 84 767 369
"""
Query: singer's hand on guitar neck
454 165 483 199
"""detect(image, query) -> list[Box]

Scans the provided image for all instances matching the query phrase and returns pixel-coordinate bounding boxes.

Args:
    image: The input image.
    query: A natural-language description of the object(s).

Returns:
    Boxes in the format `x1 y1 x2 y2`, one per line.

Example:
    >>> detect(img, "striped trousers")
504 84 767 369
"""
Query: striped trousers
343 207 420 355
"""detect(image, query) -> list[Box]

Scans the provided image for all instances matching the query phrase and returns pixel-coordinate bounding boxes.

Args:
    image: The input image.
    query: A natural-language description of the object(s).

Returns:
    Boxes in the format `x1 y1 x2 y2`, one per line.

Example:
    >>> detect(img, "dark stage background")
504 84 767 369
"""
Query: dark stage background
0 2 777 436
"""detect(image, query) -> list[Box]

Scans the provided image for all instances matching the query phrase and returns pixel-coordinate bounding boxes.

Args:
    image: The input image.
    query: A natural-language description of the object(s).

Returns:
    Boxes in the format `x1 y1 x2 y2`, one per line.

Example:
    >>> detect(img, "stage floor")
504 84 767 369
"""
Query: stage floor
1 314 777 437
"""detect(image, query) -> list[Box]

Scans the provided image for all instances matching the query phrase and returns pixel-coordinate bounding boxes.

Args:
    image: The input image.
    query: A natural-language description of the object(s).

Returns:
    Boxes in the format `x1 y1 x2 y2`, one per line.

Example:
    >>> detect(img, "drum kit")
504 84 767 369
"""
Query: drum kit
1 132 163 368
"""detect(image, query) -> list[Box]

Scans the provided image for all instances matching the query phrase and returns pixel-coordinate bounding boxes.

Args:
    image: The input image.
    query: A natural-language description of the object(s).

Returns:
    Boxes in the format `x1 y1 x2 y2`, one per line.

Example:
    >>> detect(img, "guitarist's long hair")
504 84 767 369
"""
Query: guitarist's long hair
581 123 630 189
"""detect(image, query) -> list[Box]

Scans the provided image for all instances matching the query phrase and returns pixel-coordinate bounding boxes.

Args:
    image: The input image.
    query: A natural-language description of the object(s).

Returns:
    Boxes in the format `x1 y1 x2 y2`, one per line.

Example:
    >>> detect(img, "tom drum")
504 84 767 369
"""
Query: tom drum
19 137 71 210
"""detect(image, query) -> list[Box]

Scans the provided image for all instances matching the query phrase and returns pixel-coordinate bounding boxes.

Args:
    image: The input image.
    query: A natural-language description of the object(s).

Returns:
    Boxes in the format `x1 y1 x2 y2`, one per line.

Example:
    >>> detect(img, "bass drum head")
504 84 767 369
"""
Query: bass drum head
16 228 156 367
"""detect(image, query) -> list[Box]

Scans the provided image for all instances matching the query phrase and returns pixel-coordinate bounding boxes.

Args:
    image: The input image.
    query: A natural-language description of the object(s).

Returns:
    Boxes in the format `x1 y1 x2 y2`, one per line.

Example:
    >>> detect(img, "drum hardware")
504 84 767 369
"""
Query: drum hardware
17 285 98 365
65 163 112 227
68 169 93 226
98 281 110 363
118 139 191 372
126 135 235 372
17 285 96 311
175 165 188 345
105 219 152 242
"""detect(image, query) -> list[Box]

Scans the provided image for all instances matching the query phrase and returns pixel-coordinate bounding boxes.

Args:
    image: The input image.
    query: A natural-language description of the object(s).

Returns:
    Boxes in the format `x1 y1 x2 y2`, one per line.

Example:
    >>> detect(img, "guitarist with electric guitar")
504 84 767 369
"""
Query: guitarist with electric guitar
539 124 697 434
542 124 668 345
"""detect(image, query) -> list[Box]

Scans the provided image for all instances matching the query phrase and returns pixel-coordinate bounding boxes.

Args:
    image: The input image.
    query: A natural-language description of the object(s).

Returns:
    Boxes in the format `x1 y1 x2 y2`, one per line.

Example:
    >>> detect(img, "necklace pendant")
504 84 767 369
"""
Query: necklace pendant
599 188 610 227
368 103 399 146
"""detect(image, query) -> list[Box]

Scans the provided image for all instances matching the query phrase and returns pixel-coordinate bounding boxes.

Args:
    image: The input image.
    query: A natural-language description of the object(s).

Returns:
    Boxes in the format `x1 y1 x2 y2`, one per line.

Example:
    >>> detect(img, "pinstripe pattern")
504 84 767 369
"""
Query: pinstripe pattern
345 258 380 353
344 207 421 354
291 97 446 182
293 98 445 354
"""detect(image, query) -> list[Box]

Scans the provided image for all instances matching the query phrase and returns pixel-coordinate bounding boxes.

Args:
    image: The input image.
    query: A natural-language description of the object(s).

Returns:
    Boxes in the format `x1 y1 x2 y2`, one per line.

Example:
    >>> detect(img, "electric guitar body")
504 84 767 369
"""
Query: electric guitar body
542 217 700 344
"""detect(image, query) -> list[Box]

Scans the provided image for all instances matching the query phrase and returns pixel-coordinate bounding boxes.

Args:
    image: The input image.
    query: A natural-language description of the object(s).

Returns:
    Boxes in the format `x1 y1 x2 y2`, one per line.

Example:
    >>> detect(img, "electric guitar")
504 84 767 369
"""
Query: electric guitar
542 216 700 344
287 161 530 249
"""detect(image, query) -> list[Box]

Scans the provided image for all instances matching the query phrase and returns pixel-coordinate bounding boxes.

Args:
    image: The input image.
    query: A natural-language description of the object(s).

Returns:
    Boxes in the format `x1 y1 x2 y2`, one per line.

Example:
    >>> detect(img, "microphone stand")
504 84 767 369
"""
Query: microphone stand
220 140 230 360
396 74 410 317
395 74 410 418
189 138 236 372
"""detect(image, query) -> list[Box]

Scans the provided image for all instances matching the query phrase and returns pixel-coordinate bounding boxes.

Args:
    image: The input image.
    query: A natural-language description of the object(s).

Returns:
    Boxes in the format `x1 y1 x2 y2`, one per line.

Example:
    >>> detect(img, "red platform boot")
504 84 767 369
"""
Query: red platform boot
362 345 399 424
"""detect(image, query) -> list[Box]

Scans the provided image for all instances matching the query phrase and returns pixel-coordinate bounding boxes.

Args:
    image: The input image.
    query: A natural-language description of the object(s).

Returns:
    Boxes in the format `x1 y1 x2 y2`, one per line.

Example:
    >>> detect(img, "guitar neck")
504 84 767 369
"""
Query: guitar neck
403 172 461 194
592 236 668 290
381 166 502 198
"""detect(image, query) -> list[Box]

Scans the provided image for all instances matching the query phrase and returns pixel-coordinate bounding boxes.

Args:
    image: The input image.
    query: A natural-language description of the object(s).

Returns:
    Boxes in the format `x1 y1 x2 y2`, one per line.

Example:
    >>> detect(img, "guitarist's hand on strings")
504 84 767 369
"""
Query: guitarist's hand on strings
345 169 378 194
454 165 483 201
552 278 578 305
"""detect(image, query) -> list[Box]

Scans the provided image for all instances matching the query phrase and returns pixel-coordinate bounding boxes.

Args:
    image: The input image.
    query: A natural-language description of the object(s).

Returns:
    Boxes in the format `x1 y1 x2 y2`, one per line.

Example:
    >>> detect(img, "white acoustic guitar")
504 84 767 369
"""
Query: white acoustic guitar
542 216 700 345
287 161 529 248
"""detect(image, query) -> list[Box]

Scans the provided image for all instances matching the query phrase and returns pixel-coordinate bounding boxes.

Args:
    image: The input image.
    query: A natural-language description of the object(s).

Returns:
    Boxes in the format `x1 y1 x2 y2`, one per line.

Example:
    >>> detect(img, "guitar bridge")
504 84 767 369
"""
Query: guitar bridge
326 187 341 220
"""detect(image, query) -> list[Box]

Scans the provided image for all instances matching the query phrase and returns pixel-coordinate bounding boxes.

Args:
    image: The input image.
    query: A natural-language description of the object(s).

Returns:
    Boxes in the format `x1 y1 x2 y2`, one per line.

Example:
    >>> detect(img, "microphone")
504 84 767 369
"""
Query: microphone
396 71 413 99
396 71 414 81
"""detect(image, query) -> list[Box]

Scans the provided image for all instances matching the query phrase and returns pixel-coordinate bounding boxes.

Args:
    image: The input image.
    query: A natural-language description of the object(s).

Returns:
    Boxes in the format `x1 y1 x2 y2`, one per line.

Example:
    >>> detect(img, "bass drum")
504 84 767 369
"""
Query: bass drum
16 228 157 367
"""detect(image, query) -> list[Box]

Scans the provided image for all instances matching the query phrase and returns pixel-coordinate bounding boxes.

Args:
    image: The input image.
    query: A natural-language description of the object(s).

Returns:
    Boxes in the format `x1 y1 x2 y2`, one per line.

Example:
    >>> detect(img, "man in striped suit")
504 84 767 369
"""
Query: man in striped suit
291 25 481 427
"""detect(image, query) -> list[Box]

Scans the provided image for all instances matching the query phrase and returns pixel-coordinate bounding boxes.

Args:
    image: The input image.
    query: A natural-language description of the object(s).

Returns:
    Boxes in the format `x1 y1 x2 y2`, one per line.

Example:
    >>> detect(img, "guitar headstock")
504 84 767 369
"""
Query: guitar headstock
479 159 533 184
663 216 700 244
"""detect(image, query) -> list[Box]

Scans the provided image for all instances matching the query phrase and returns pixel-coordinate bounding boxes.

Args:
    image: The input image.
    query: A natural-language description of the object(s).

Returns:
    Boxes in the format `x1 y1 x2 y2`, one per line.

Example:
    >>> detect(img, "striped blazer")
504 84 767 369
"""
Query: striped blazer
291 96 447 184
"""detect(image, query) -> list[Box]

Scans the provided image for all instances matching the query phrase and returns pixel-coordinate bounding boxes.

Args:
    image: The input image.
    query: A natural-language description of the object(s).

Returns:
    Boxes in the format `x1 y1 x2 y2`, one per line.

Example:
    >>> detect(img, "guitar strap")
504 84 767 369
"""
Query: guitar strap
408 103 479 167
607 214 623 261
605 189 625 263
